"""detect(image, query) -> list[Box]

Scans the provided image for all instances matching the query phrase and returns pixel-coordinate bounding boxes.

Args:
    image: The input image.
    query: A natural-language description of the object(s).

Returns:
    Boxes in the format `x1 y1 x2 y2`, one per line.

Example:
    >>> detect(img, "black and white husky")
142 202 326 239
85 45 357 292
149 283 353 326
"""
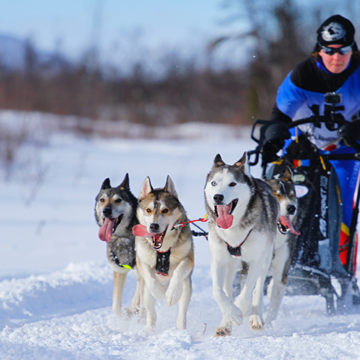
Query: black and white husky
204 153 279 336
264 166 300 324
95 174 142 317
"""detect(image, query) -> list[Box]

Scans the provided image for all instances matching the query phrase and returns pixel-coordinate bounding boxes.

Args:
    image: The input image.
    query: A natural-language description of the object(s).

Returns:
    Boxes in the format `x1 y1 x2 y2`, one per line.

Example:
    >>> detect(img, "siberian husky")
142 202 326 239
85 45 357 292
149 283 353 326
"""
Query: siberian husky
133 176 194 331
205 153 279 336
95 174 143 317
264 166 300 324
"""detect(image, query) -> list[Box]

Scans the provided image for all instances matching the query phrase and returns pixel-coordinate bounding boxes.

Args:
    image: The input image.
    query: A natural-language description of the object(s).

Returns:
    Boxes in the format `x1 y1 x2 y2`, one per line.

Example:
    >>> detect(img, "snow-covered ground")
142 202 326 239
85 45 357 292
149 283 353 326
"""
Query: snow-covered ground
1 112 360 359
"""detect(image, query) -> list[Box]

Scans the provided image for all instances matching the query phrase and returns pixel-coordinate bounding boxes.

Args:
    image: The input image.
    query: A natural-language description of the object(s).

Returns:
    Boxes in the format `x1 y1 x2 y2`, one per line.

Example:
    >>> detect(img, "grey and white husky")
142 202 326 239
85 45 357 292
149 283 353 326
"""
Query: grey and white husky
133 176 194 331
264 166 300 324
204 152 279 336
95 174 142 317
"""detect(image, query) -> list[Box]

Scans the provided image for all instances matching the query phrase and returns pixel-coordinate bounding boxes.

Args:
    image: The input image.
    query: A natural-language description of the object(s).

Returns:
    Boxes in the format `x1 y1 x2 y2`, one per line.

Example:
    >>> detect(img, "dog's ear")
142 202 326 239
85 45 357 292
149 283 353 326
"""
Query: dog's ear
282 166 294 182
213 154 225 169
118 173 130 190
101 178 111 190
139 176 153 199
233 152 250 175
164 175 178 198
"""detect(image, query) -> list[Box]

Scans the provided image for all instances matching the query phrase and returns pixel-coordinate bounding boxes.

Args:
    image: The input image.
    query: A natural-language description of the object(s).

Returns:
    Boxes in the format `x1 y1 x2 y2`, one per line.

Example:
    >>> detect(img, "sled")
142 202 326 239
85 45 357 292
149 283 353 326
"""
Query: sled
247 114 360 314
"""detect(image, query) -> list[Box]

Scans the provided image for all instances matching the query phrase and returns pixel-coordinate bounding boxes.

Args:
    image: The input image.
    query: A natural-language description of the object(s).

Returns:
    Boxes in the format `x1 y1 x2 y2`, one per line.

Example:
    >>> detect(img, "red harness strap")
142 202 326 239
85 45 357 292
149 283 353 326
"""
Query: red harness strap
172 215 208 230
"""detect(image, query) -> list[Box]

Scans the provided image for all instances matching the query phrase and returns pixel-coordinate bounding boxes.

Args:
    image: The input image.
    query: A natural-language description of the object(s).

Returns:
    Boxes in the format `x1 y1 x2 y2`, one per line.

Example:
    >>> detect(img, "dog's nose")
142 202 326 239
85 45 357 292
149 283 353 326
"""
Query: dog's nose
150 223 160 232
287 204 296 215
213 194 224 205
103 207 112 217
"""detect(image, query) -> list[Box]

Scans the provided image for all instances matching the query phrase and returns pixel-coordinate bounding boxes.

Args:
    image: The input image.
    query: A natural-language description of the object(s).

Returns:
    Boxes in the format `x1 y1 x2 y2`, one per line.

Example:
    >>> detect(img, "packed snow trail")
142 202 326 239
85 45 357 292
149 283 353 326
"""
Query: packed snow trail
1 263 360 359
1 114 360 359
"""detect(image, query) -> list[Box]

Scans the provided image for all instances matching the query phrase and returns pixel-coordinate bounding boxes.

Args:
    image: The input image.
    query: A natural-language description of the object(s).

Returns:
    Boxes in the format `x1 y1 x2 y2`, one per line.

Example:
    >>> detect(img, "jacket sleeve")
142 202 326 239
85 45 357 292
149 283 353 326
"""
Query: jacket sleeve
270 103 292 123
274 72 308 119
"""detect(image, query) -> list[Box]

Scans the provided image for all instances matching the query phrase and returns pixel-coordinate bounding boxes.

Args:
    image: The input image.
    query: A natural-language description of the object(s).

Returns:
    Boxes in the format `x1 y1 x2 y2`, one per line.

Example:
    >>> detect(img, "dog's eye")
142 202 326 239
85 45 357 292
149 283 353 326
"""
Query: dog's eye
162 209 169 214
211 181 217 186
146 208 152 213
115 198 121 203
100 198 105 203
229 182 236 187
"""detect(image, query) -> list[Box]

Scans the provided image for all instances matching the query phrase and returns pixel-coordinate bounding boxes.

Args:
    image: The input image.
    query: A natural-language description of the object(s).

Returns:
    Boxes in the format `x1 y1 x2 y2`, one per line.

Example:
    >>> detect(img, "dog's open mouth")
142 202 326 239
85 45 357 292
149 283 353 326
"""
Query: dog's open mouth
278 216 300 235
132 224 168 250
98 214 124 242
215 199 238 229
151 227 168 250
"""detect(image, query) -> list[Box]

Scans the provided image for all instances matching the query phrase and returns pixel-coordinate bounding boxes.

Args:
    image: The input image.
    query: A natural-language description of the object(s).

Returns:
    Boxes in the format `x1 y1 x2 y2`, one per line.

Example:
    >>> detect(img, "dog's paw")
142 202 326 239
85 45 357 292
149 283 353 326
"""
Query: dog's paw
145 325 156 334
265 314 275 327
136 311 146 325
166 284 182 306
249 315 264 331
112 305 132 319
133 305 147 318
215 327 232 337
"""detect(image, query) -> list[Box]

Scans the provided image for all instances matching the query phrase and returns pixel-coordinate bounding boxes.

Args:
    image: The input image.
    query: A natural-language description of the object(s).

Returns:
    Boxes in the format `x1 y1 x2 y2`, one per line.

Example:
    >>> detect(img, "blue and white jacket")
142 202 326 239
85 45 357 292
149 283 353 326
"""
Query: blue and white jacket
271 55 360 146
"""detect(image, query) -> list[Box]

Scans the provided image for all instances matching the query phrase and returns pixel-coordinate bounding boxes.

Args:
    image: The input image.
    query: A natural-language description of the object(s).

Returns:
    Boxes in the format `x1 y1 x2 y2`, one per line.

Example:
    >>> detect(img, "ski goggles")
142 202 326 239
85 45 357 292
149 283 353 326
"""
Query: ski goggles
319 43 353 56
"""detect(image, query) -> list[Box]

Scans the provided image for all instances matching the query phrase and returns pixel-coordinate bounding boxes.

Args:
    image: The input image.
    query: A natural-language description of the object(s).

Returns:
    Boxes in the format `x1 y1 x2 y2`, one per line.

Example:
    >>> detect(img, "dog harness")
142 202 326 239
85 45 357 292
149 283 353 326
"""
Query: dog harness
225 228 253 257
156 249 171 276
110 248 135 270
154 216 208 276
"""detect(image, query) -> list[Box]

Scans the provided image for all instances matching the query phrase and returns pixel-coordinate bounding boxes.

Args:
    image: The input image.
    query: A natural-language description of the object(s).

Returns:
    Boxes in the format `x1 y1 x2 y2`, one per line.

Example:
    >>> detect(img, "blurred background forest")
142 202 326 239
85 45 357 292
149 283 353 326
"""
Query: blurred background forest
0 0 359 127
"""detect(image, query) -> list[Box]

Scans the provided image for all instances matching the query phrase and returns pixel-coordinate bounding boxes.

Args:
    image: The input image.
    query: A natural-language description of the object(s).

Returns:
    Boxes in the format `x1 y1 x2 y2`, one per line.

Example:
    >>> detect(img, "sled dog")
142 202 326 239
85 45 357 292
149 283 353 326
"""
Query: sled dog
95 174 142 317
133 176 194 331
264 166 300 324
205 153 279 336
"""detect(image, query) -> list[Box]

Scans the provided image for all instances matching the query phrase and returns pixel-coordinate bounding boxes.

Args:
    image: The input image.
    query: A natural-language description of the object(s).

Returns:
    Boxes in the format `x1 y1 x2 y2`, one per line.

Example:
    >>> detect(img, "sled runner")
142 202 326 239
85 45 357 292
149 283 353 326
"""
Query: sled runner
248 113 360 314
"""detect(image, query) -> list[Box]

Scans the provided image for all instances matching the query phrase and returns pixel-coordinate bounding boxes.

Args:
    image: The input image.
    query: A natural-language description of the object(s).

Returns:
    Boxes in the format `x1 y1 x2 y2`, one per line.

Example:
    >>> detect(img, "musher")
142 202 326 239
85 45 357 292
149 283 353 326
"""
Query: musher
265 14 360 301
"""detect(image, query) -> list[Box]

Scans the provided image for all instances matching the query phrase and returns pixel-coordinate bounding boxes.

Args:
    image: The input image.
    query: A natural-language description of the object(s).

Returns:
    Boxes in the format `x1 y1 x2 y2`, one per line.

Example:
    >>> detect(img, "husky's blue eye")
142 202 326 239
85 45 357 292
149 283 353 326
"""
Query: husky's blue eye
229 182 236 187
211 181 217 186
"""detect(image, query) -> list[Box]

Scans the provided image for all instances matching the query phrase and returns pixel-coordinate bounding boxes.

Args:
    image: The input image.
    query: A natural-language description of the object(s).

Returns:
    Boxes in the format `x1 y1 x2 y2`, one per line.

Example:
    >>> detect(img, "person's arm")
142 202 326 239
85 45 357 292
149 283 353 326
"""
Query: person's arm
261 73 304 164
270 104 292 124
275 73 308 120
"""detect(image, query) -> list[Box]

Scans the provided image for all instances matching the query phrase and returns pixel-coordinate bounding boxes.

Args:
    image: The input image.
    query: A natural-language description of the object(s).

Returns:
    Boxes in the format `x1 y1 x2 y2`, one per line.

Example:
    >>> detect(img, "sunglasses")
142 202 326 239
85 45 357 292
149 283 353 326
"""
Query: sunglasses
320 44 353 56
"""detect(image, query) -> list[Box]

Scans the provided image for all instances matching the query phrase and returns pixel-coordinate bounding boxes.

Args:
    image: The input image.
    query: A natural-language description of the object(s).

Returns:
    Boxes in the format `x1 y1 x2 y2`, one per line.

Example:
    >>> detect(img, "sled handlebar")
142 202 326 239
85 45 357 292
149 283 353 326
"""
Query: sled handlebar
248 115 360 166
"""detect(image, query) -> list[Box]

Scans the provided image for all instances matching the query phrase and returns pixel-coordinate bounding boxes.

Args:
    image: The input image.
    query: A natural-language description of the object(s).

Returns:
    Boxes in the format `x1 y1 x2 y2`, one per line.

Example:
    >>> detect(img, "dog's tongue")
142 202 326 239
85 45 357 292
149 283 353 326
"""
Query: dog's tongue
99 218 115 242
216 204 233 229
132 224 156 237
279 216 301 235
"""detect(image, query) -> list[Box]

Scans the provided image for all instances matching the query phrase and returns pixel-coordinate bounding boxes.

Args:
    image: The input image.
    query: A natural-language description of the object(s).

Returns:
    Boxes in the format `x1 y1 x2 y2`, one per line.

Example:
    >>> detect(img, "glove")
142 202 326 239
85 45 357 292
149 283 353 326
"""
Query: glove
338 120 360 141
260 121 290 164
262 138 285 164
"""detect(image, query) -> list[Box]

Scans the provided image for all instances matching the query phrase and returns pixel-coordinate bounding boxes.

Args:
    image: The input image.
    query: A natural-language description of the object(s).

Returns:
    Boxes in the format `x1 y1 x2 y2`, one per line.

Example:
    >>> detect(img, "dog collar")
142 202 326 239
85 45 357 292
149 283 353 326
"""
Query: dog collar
225 228 253 257
110 248 135 270
156 248 171 276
